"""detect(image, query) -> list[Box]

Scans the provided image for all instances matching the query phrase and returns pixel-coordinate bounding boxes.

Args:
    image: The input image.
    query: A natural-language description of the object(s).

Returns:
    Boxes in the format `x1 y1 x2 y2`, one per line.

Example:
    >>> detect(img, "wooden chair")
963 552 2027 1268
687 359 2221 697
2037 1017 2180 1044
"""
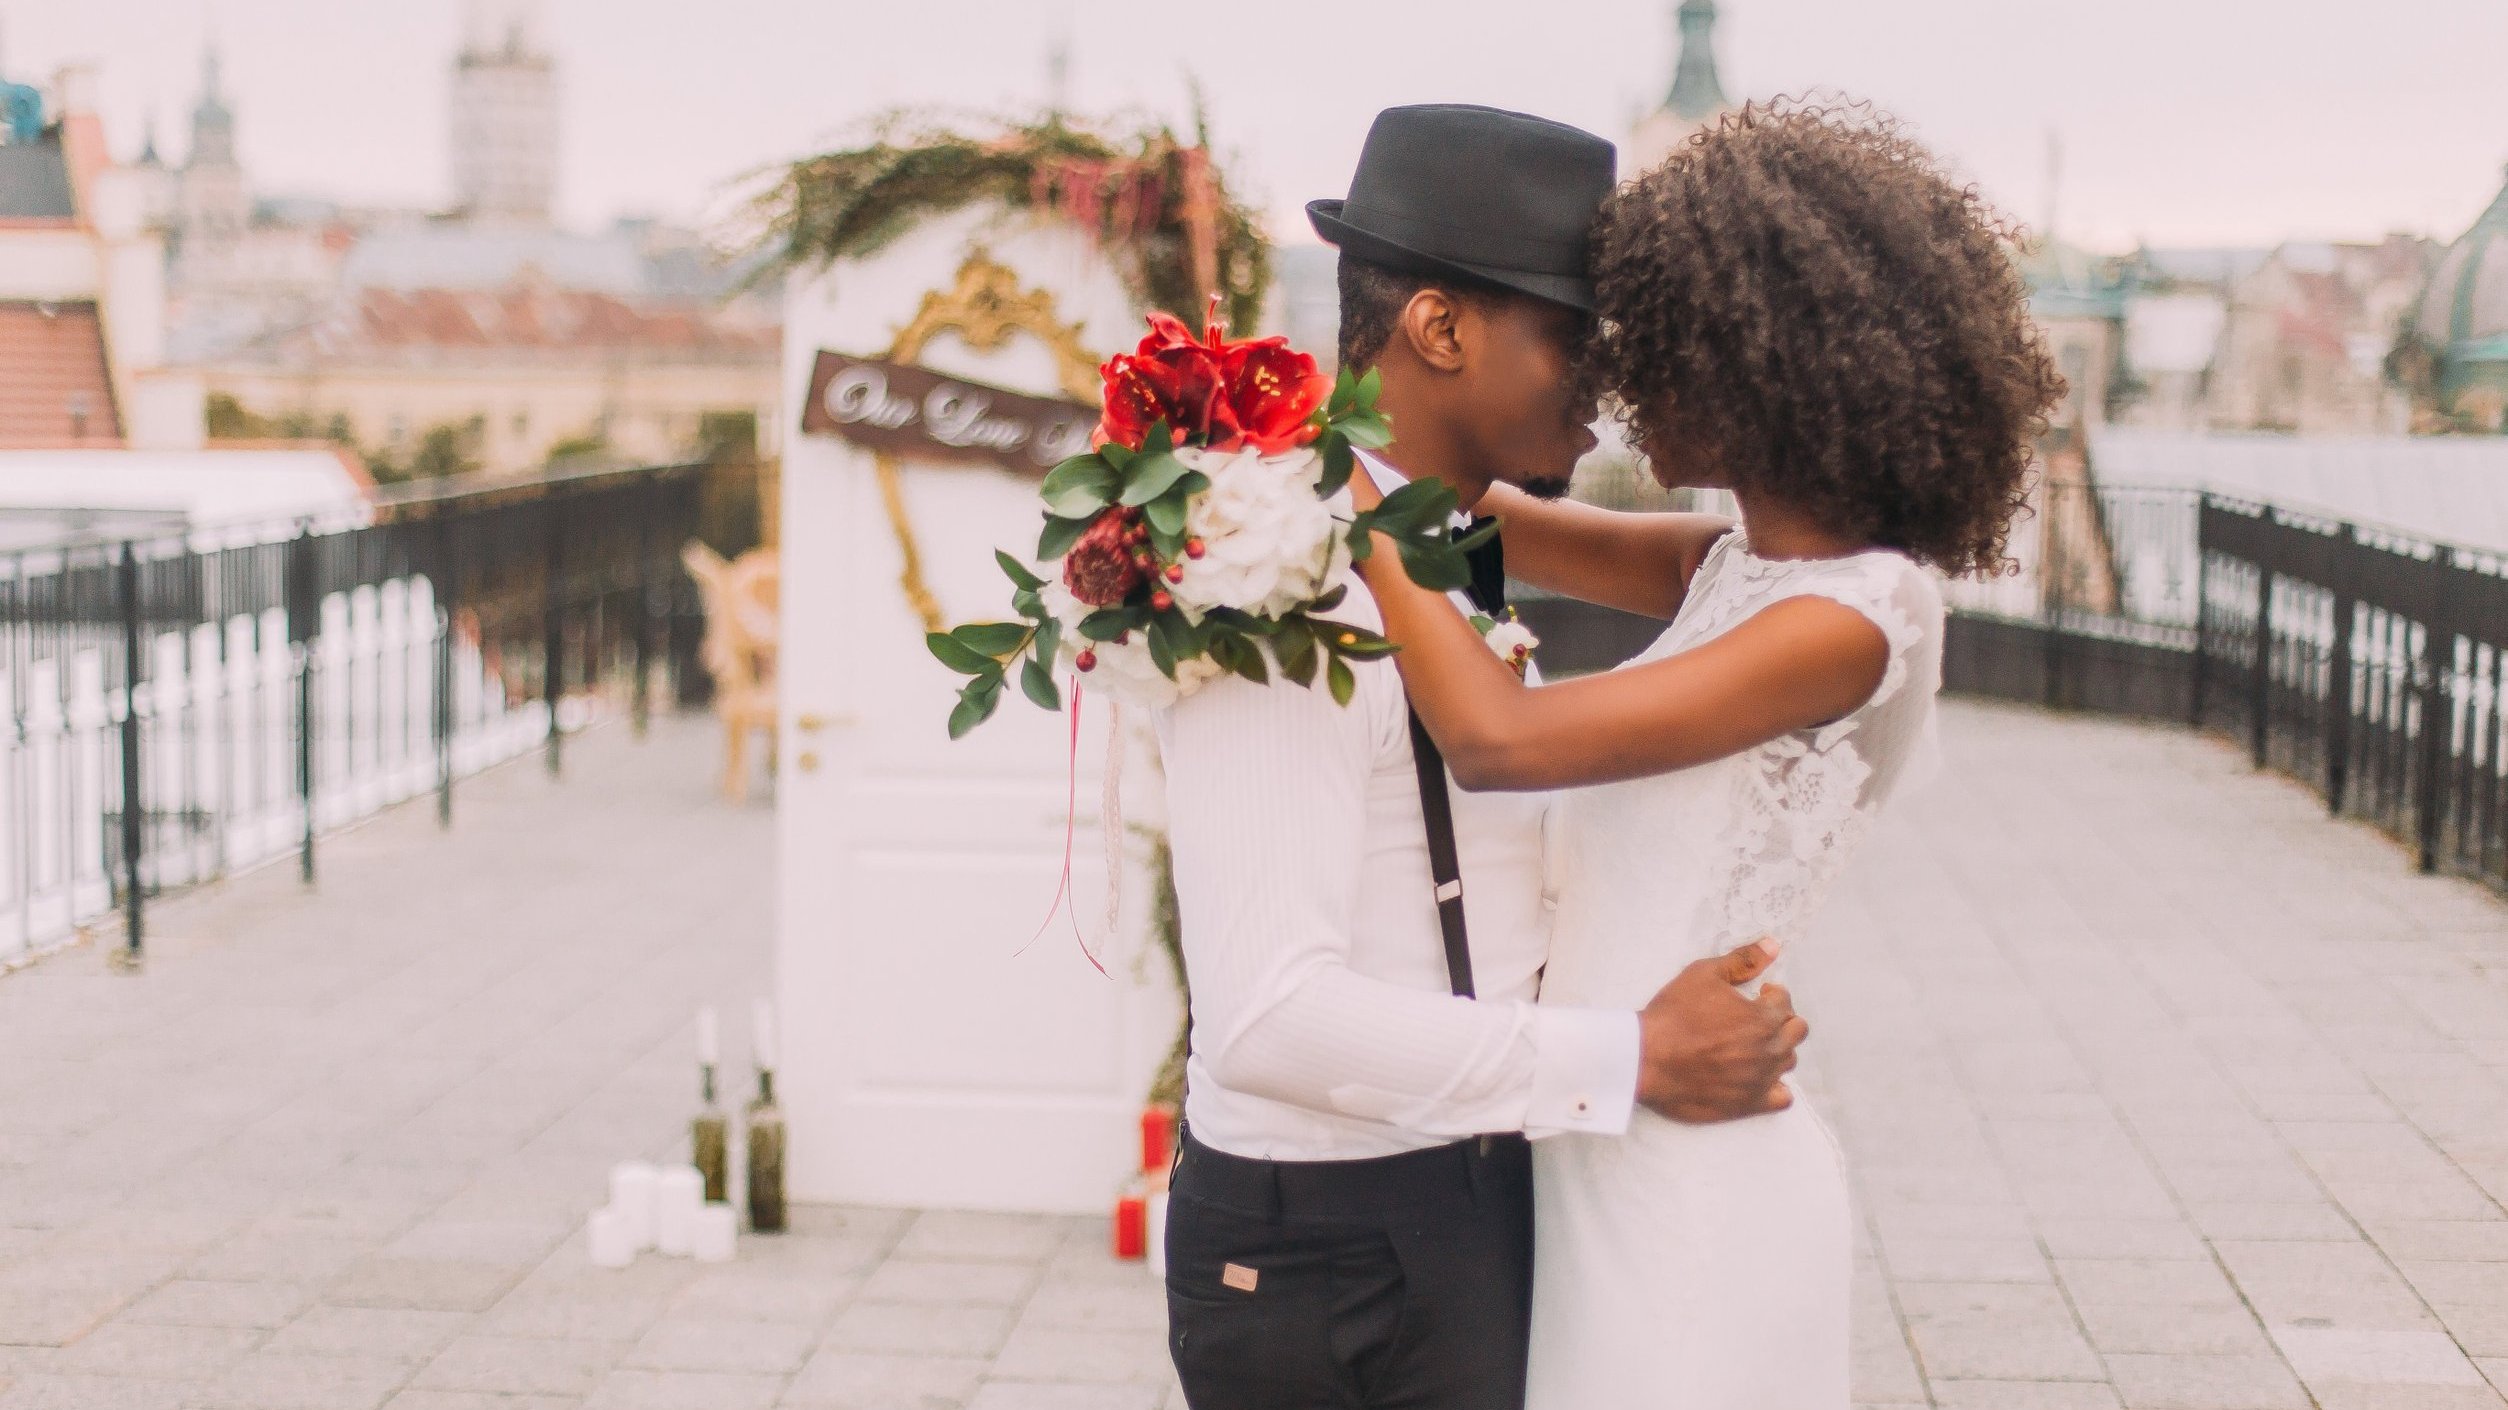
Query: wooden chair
682 543 780 801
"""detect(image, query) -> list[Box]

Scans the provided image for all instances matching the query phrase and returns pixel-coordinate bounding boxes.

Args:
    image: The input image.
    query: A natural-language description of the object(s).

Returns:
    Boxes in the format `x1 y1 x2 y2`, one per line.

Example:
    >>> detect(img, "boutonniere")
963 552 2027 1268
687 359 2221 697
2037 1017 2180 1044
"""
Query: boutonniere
1471 607 1539 679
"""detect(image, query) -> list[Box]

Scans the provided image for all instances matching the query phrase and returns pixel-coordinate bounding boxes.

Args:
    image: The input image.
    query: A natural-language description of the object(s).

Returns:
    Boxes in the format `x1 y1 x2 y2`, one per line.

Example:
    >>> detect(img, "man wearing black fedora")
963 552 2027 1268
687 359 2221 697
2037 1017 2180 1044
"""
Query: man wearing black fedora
1154 104 1805 1410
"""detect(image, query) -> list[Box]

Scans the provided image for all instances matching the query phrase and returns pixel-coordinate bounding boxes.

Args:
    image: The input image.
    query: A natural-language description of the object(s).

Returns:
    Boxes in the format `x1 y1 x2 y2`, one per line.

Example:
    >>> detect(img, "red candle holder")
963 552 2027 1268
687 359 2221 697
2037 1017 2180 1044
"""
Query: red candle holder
1140 1105 1177 1174
1113 1181 1149 1260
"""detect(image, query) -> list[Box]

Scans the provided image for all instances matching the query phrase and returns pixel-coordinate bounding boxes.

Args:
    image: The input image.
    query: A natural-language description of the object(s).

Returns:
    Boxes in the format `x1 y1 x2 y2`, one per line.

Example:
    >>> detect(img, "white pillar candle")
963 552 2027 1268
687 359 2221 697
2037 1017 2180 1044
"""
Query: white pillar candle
608 1161 660 1251
1146 1191 1170 1277
691 1202 738 1263
751 997 777 1072
586 1206 635 1268
696 1007 719 1066
654 1165 704 1257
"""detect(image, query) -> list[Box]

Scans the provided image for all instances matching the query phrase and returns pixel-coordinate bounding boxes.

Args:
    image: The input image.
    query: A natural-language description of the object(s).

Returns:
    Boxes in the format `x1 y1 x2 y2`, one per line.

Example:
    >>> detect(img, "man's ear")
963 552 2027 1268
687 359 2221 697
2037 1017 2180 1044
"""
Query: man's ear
1396 288 1470 374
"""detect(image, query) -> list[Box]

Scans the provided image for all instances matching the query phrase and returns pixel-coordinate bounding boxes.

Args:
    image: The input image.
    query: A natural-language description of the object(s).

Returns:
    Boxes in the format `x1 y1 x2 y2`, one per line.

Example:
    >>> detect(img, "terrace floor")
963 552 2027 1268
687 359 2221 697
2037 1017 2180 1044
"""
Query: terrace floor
0 704 2504 1409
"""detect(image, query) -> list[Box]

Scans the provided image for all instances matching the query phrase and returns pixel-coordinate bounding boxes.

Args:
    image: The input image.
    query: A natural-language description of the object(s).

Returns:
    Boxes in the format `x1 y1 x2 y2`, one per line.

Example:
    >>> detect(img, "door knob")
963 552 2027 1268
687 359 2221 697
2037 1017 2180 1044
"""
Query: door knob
797 751 820 773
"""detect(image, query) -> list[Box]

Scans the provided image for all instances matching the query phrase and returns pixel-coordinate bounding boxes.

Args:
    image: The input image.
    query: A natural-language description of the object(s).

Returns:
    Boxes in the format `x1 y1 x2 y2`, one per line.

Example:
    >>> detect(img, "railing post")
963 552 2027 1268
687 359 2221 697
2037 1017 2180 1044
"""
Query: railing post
2249 514 2276 771
434 512 457 829
2325 524 2356 815
633 471 657 739
543 491 566 779
2040 480 2067 710
2189 493 2212 728
2417 546 2455 873
115 542 145 966
288 526 318 885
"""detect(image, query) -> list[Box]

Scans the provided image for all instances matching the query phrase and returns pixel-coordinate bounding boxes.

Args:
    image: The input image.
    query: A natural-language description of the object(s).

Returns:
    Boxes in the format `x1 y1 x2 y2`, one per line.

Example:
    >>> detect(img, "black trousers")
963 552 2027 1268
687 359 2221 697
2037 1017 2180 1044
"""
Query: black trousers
1164 1131 1534 1410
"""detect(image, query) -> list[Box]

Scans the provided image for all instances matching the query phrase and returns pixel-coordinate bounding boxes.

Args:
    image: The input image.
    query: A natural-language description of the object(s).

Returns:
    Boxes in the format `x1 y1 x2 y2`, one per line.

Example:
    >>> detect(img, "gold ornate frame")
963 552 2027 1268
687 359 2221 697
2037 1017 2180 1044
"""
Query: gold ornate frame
874 252 1101 633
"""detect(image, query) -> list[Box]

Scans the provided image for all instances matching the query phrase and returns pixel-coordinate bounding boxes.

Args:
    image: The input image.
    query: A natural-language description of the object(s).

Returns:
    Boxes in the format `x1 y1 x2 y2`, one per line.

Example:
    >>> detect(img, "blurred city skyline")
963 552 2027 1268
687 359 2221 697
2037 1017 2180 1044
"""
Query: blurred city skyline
8 0 2507 254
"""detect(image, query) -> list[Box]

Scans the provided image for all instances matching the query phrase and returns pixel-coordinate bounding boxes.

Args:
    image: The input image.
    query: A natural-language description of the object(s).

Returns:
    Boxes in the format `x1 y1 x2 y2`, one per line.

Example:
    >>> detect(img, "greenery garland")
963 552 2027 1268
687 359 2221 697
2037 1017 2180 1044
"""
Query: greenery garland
749 111 1273 333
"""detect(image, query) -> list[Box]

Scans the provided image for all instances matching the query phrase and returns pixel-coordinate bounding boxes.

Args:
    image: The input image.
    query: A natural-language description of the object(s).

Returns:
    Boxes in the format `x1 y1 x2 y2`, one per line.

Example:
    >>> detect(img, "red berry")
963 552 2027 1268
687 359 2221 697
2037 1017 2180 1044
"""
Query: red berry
1185 538 1207 560
1130 549 1153 569
1164 563 1186 584
1150 590 1174 612
1074 648 1098 672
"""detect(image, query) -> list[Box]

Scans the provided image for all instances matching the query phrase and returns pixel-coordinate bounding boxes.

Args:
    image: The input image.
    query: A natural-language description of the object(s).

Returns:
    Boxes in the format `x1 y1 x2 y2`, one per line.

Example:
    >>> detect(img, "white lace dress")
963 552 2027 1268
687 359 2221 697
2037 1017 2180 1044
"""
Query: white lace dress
1525 533 1944 1410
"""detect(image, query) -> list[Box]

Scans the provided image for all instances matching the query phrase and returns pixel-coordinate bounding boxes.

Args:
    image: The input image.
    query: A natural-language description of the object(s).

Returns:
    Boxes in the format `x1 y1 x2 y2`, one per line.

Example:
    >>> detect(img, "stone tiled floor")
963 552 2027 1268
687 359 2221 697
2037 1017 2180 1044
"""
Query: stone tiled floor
0 703 2504 1409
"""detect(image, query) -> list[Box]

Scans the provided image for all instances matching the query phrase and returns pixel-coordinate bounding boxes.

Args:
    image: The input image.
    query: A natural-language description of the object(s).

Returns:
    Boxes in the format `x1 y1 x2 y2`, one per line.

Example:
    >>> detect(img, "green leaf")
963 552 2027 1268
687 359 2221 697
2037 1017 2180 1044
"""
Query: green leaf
1038 513 1093 561
1118 451 1191 506
1032 616 1061 669
955 621 1030 657
1203 607 1271 636
1012 587 1042 620
1145 616 1179 679
1225 637 1269 685
1326 366 1359 418
1100 441 1135 470
1020 655 1061 711
1396 538 1474 593
1276 621 1318 687
1357 367 1382 407
1339 413 1394 451
1310 584 1349 614
1326 655 1356 707
947 678 1003 739
1039 456 1119 518
1374 476 1461 529
1143 493 1188 538
1079 607 1140 641
1449 517 1500 554
1316 436 1355 497
1143 421 1174 455
994 550 1044 592
1345 518 1377 562
927 632 993 675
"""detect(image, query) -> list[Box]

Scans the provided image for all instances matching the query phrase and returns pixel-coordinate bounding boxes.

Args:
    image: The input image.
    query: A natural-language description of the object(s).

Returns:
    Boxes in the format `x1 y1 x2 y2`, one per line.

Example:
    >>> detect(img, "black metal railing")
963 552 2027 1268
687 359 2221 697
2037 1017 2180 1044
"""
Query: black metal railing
1943 481 2508 893
0 460 721 970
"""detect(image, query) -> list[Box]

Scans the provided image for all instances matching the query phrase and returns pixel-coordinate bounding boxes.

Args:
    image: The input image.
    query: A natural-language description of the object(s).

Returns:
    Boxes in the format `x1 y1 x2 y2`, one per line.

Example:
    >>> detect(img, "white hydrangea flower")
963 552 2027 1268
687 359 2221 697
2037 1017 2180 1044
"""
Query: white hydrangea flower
1167 445 1347 622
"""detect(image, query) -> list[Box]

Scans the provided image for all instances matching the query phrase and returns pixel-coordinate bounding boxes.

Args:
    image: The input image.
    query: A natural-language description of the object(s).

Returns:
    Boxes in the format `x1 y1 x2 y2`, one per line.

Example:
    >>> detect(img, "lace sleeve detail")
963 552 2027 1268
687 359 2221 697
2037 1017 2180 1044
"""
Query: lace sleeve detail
1765 554 1942 715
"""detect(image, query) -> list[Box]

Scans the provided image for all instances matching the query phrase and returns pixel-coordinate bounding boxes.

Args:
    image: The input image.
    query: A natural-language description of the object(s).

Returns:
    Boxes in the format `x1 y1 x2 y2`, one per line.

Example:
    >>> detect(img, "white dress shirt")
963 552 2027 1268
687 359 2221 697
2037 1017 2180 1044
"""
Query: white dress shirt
1151 453 1640 1162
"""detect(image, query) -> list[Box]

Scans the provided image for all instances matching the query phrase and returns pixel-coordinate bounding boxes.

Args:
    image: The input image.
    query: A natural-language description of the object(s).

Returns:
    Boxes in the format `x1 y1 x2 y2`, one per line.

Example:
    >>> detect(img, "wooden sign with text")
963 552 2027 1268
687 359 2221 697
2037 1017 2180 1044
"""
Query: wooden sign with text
798 349 1098 478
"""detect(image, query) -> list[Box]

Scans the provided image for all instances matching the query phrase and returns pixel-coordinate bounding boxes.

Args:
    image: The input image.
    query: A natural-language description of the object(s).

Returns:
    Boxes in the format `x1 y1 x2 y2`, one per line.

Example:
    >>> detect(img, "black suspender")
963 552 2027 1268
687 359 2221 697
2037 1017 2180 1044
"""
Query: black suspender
1407 711 1476 1000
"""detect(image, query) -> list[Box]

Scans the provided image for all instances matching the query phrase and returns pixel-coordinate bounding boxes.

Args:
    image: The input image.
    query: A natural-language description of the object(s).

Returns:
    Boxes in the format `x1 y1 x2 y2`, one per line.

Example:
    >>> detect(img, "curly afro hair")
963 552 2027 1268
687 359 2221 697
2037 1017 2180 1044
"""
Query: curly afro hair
1592 99 2063 576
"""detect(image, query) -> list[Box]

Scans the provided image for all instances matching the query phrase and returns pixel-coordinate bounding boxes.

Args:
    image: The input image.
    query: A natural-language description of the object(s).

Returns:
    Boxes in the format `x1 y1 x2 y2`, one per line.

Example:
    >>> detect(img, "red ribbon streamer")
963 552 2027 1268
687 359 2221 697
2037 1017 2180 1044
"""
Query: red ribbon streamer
1026 678 1107 976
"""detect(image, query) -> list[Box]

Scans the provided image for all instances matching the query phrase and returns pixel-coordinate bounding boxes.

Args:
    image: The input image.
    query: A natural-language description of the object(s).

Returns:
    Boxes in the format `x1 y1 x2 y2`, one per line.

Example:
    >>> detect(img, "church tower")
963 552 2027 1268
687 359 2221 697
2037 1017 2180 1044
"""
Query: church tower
449 0 558 225
1626 0 1736 177
177 44 250 249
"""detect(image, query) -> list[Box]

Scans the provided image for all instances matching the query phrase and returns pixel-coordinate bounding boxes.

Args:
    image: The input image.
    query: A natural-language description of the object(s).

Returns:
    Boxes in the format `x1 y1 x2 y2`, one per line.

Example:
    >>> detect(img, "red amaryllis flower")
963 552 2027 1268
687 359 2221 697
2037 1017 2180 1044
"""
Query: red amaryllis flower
1061 512 1144 606
1220 336 1332 455
1096 312 1232 451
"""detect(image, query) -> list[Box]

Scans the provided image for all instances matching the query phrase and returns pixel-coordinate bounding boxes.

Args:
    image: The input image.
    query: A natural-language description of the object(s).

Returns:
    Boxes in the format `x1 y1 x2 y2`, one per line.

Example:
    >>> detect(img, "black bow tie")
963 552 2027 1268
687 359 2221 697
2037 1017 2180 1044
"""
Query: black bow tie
1452 517 1506 615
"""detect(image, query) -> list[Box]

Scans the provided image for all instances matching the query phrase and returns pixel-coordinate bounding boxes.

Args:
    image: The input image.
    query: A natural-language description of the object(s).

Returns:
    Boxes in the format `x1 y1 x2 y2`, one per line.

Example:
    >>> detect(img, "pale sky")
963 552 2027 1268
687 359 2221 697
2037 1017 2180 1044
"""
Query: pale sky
9 0 2507 254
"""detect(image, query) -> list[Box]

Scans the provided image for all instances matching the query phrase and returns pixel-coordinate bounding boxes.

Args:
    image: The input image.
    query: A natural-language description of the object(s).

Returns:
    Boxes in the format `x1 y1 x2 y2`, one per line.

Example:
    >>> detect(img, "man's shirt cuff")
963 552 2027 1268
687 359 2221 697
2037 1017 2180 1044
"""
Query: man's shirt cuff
1524 1006 1640 1137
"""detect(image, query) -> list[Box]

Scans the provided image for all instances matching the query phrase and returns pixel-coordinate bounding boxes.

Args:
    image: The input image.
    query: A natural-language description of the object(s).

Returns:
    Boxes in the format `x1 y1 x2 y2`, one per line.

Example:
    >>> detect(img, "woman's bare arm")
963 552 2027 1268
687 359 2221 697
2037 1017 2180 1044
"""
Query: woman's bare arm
1355 531 1889 792
1473 483 1734 621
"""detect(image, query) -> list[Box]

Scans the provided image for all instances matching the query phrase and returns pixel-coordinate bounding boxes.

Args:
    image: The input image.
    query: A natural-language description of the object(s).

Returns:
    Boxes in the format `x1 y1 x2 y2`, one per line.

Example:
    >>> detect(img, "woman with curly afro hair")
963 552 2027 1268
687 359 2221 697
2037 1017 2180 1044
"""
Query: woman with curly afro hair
1344 100 2062 1406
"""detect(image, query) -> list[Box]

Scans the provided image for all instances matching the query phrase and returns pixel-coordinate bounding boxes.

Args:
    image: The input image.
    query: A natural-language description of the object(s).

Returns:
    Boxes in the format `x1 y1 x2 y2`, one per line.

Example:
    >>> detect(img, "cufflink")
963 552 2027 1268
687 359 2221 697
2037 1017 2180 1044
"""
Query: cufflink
1434 879 1463 903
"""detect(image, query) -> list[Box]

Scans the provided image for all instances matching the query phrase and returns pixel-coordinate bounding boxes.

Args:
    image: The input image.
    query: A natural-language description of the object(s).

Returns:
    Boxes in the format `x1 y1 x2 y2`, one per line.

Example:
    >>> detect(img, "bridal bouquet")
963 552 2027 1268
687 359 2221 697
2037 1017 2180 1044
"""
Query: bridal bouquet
929 307 1489 735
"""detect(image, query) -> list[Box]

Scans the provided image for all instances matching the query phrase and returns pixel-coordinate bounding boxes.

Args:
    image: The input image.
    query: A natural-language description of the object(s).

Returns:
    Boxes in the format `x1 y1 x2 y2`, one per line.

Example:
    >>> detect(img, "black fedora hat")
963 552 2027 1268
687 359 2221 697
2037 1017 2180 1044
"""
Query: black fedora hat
1309 104 1615 313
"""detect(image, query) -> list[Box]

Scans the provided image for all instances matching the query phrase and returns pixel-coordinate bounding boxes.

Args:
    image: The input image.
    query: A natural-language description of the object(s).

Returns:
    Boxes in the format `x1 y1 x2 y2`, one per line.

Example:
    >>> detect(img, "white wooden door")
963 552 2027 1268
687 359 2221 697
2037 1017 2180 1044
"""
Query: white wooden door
775 208 1176 1213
